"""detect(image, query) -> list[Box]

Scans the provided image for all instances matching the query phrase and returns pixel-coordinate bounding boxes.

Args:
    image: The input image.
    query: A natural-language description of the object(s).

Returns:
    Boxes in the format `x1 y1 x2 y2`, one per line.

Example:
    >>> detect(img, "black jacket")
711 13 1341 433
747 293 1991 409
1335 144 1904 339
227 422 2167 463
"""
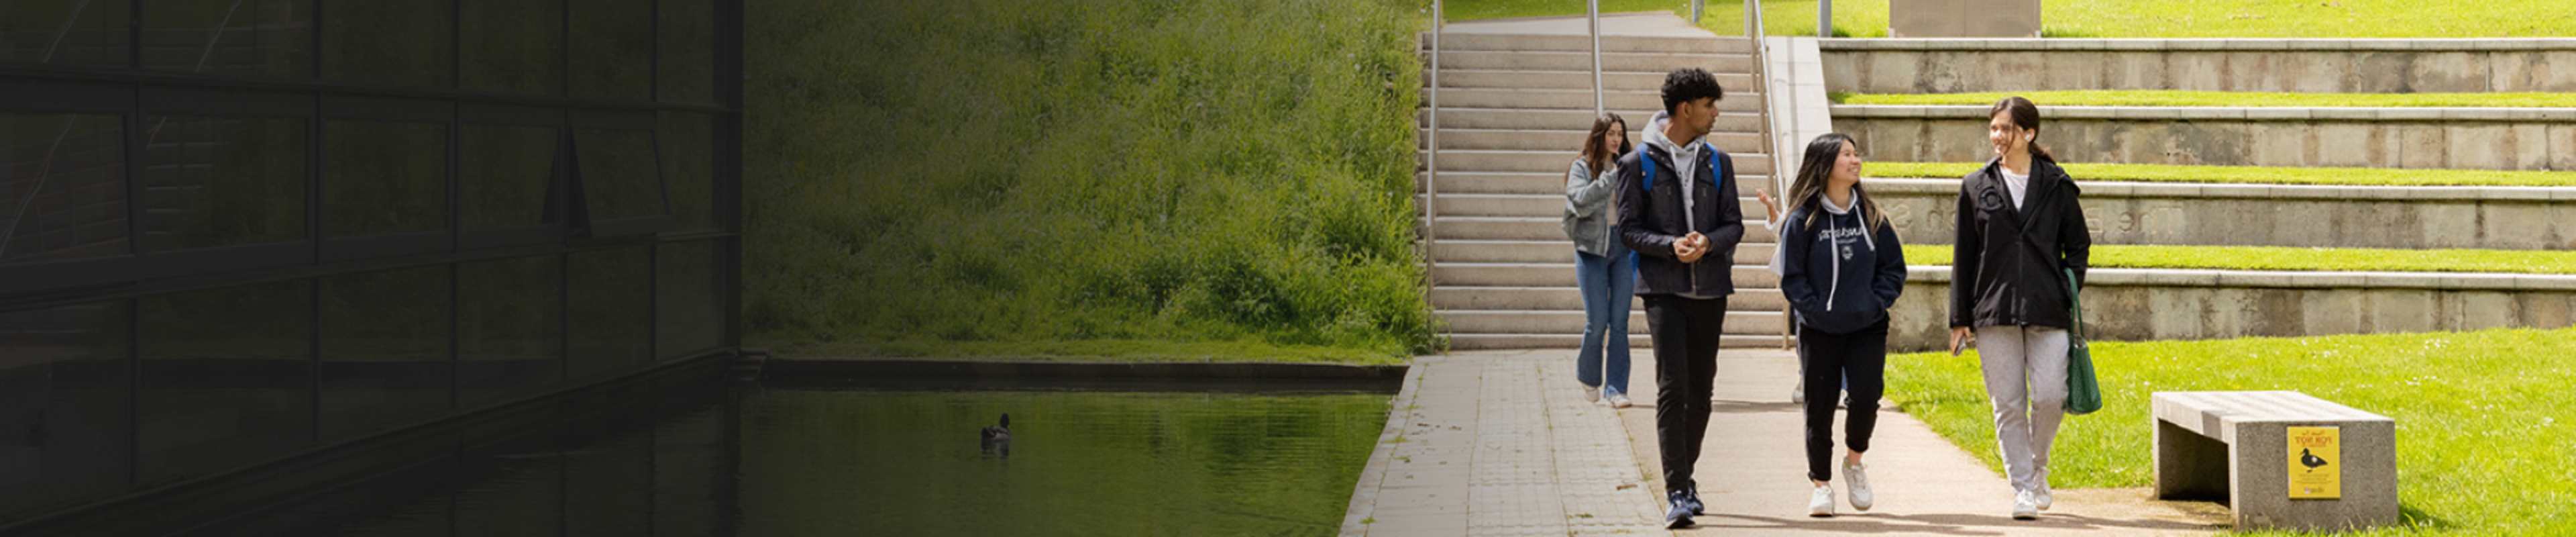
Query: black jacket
1780 201 1907 334
1615 141 1743 298
1949 158 2090 330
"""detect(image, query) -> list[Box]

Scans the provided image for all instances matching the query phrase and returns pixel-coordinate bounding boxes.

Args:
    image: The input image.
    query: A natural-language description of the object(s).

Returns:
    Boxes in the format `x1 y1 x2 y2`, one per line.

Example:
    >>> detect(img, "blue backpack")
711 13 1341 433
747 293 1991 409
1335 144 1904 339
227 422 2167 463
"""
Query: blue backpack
1640 142 1725 199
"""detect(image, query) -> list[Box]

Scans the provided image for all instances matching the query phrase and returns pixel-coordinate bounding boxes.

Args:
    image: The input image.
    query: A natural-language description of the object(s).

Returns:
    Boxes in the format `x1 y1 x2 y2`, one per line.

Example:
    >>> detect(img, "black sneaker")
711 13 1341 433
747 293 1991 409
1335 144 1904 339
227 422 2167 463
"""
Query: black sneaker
1665 489 1696 528
1683 484 1705 516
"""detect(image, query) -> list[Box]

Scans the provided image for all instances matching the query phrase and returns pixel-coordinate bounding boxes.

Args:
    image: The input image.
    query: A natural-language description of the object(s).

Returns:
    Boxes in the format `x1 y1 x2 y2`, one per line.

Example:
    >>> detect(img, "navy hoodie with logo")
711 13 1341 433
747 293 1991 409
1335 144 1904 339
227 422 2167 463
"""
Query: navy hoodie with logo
1778 194 1908 334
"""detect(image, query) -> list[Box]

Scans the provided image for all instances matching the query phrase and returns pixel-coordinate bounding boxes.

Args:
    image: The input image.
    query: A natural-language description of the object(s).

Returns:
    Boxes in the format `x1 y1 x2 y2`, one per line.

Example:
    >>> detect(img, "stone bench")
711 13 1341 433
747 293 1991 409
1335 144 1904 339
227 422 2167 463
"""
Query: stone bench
2153 391 2398 531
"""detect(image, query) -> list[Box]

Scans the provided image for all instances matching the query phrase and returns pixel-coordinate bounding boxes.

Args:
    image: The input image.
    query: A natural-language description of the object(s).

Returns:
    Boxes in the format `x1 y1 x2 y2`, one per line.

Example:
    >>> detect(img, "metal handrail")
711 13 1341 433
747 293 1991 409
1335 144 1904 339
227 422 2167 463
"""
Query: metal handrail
1426 0 1442 278
1742 0 1799 350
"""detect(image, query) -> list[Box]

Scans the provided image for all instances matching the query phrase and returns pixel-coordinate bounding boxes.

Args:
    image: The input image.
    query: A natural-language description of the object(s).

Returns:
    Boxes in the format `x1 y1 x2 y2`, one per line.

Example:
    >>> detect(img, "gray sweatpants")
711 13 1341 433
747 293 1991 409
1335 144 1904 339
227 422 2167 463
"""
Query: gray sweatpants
1975 325 2069 493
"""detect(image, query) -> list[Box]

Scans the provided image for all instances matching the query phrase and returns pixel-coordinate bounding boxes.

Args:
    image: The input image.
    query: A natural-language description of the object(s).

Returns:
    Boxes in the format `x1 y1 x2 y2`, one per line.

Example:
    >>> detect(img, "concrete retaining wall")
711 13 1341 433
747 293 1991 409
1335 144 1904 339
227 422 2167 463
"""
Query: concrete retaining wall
1835 105 2576 170
1863 179 2576 250
1821 38 2576 93
1884 267 2576 351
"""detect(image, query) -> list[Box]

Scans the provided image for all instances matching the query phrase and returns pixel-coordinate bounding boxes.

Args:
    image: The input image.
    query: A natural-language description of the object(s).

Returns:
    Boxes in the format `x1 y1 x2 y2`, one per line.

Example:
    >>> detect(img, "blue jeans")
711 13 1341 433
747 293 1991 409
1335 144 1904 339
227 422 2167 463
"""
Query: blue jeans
1574 250 1635 395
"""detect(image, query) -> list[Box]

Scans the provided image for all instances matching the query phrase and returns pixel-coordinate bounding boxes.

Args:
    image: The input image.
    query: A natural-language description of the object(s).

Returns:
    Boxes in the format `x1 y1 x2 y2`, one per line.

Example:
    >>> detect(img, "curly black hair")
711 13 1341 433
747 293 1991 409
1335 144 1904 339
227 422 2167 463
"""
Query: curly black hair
1660 68 1724 115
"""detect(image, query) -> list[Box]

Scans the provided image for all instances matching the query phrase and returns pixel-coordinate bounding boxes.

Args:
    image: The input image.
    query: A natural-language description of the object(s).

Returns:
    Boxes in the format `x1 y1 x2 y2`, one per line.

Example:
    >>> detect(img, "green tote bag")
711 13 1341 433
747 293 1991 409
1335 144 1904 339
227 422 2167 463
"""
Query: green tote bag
2064 267 2104 415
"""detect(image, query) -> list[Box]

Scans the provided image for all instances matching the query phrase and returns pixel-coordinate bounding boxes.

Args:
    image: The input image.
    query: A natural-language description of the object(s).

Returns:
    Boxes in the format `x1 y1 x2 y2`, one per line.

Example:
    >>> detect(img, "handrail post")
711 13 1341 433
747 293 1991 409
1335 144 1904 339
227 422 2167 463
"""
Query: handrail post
1589 0 1603 115
1820 0 1833 38
1744 0 1757 36
1690 0 1703 25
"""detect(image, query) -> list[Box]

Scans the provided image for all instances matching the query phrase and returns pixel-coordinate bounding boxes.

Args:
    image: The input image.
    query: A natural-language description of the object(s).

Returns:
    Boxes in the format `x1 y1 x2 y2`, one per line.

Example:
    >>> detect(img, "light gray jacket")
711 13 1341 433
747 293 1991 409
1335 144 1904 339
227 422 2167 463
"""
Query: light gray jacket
1562 158 1627 256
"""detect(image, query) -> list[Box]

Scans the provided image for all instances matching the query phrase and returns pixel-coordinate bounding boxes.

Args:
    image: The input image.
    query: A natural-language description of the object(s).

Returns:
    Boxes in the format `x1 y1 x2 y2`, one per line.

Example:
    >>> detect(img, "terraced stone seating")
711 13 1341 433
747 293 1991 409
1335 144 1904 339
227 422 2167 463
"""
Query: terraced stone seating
1767 35 2576 350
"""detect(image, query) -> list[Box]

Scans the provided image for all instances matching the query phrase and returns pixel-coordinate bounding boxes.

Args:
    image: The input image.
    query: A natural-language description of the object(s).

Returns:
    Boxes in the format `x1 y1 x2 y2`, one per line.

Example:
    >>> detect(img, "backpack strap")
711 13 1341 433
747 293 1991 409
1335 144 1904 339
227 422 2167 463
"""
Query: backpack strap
1707 142 1726 189
1641 150 1657 192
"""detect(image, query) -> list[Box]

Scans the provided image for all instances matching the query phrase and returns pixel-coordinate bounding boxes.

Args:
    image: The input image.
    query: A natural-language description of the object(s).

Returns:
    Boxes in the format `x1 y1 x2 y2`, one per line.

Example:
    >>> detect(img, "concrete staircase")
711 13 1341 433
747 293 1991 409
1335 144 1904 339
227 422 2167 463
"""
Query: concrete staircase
1417 32 1788 351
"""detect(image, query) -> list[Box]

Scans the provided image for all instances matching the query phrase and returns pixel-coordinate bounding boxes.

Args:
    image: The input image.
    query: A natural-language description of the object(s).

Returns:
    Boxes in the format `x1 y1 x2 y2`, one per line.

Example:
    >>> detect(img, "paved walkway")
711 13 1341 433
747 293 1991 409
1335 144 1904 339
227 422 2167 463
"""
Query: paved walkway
1341 351 1667 536
1340 349 2229 536
1619 348 2229 536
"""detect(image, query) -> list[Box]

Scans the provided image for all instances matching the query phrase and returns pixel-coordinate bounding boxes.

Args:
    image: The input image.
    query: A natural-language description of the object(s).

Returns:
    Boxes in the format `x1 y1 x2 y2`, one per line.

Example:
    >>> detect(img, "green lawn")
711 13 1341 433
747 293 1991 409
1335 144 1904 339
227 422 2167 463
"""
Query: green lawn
1900 244 2576 276
1865 162 2576 187
1442 0 2576 38
1834 91 2576 109
746 0 1438 362
1886 327 2576 534
763 336 1412 365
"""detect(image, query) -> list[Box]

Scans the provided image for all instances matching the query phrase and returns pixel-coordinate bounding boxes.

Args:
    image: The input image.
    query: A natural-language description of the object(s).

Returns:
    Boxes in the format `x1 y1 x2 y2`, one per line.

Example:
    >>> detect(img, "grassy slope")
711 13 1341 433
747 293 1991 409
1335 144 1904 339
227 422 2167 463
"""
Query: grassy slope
744 0 1436 362
1888 328 2576 534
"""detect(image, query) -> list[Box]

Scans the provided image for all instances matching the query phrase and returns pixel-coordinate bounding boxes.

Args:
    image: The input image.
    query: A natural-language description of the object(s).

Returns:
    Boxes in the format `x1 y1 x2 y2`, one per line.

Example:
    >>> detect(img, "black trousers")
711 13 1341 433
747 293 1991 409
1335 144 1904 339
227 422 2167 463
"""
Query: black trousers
1799 318 1888 482
1644 295 1725 493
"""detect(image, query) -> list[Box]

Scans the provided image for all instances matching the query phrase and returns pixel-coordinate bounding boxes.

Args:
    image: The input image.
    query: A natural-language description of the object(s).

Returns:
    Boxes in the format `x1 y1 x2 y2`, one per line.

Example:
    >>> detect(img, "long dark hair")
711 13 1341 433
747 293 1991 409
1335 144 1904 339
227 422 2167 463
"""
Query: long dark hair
1580 112 1630 175
1786 133 1884 232
1990 96 2055 162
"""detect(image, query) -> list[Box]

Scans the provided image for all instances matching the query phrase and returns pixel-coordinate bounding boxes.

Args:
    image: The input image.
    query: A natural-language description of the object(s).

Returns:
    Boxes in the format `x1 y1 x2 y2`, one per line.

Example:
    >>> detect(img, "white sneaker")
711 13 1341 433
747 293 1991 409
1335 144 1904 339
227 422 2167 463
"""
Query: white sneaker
2035 483 2053 511
1580 383 1601 403
1606 391 1633 409
2010 489 2040 520
1843 458 1873 512
1807 484 1835 518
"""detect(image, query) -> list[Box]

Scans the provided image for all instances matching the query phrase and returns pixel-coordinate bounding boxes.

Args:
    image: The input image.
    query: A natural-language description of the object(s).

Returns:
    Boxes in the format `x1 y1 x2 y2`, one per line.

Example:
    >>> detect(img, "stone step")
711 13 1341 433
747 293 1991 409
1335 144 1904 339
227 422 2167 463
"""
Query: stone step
1421 33 1754 55
1418 193 1779 223
1439 309 1784 336
1426 69 1760 93
1419 193 1562 217
1428 216 1777 243
1421 87 1764 113
1445 332 1786 350
1419 127 1762 152
1428 239 1774 266
1421 107 1764 133
1421 149 1772 175
1432 285 1788 311
1417 171 1776 195
1418 50 1756 72
1431 261 1780 289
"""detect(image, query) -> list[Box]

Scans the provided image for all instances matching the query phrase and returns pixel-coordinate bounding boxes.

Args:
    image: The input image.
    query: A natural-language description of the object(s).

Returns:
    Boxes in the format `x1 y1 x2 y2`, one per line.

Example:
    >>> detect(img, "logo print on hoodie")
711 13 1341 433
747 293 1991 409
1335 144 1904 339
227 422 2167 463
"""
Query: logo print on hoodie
1819 226 1866 262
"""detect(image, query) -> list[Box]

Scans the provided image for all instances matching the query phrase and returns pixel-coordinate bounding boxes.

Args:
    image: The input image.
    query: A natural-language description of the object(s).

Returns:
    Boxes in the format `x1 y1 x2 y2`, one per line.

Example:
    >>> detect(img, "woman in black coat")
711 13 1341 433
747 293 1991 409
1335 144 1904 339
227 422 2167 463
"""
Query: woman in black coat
1947 96 2090 521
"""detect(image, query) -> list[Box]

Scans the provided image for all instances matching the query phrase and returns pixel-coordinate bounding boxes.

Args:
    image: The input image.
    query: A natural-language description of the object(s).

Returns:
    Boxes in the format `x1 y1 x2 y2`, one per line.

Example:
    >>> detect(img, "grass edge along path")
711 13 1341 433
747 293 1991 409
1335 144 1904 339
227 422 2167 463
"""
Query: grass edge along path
1833 91 2576 109
1898 244 2576 277
761 336 1413 366
1886 326 2576 535
1865 162 2576 187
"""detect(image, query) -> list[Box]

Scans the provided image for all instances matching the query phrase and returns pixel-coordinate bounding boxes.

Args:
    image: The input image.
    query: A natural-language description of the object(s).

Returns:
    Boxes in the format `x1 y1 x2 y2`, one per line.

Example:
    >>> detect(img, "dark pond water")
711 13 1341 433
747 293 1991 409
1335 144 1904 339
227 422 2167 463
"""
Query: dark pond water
181 380 1391 536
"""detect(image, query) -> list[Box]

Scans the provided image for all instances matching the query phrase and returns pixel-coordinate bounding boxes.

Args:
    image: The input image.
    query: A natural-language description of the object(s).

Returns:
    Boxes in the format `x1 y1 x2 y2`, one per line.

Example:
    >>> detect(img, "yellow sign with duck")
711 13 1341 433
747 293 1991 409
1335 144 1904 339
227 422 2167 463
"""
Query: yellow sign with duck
2288 426 2341 499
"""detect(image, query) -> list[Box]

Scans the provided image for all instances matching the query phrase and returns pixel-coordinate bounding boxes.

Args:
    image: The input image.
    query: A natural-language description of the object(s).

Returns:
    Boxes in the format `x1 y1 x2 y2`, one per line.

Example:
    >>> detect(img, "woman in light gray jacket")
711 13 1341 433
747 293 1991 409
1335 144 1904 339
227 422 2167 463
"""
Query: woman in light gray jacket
1564 113 1635 407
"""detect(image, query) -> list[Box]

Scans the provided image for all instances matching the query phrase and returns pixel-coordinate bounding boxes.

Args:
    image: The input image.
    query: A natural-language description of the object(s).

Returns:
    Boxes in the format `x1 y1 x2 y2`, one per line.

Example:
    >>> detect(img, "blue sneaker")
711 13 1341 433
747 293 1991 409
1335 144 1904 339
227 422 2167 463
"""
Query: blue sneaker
1683 484 1705 516
1665 489 1696 528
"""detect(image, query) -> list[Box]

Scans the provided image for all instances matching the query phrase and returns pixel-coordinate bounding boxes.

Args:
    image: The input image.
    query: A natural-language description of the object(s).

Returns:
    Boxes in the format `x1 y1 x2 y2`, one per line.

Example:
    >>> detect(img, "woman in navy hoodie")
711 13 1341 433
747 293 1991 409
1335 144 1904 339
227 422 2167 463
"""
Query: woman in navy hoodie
1776 133 1906 518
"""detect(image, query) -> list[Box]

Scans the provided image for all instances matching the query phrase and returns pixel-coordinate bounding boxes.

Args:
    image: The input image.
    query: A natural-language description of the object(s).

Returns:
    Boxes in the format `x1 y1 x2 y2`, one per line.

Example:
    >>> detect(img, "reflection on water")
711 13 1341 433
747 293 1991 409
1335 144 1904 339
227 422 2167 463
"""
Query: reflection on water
739 389 1389 536
185 380 735 537
185 381 1390 536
